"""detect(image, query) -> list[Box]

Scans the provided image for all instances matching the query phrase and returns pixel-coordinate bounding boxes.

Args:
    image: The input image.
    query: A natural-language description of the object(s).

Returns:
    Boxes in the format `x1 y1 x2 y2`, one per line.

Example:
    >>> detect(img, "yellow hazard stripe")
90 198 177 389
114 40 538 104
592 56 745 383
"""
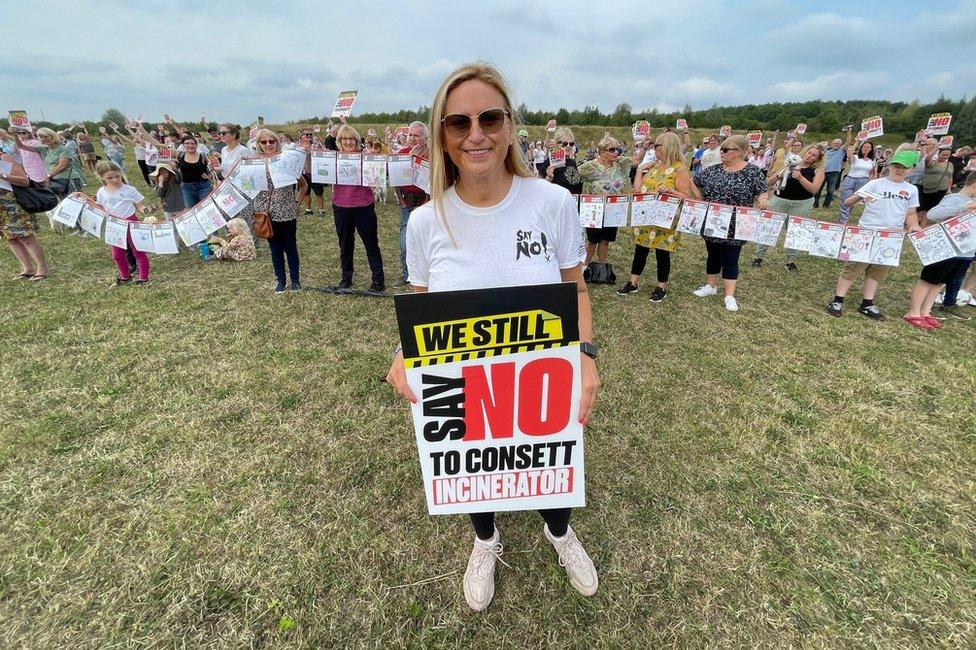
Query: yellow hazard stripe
404 340 576 368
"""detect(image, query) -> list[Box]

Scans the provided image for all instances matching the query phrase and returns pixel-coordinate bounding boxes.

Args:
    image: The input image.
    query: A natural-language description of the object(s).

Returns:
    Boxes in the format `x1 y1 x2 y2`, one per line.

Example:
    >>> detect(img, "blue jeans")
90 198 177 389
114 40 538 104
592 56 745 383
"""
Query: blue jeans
838 176 870 224
398 206 412 282
181 180 213 210
814 171 840 207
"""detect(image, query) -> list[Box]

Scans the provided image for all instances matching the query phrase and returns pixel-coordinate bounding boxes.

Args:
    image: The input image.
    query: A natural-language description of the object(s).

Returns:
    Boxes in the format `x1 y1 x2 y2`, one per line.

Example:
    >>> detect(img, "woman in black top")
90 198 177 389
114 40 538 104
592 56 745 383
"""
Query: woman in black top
543 127 583 194
752 144 824 270
177 135 213 209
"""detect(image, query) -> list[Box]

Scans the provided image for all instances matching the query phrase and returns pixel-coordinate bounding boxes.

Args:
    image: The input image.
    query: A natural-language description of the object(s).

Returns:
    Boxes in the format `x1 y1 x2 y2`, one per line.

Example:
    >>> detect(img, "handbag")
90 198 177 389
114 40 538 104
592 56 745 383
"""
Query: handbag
251 160 274 239
12 178 59 213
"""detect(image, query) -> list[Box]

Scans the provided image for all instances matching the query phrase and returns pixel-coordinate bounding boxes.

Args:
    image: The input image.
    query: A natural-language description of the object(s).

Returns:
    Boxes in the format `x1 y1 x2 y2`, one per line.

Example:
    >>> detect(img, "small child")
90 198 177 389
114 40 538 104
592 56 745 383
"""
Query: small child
149 162 185 218
209 217 256 262
826 150 922 320
76 160 151 285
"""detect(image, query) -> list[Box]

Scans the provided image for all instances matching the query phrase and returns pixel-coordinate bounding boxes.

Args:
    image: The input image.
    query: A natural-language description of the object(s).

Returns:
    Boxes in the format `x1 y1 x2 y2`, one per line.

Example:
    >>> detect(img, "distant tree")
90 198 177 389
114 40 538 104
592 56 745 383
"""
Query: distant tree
100 108 127 128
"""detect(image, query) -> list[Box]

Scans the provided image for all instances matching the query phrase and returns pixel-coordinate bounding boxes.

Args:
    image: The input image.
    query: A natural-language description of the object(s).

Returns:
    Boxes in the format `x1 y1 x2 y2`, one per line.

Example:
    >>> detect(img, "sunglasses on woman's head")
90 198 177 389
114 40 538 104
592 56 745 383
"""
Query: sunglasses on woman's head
441 108 509 138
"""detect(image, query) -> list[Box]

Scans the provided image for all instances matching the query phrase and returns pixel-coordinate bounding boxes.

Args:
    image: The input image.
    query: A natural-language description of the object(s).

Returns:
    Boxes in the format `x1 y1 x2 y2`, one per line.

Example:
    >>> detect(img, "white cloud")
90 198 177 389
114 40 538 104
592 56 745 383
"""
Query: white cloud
768 71 891 101
671 77 738 103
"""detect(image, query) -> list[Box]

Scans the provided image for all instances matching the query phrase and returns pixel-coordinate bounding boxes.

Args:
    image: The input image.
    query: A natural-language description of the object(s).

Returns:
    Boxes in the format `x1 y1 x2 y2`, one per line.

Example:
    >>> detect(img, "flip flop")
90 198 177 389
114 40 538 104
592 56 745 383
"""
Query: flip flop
902 315 934 330
28 274 47 282
921 315 943 329
12 272 34 280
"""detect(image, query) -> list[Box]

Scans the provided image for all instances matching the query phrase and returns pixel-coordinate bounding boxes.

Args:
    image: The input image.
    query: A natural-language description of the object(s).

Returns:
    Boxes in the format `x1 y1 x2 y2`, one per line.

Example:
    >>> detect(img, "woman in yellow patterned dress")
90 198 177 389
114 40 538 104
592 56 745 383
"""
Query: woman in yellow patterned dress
616 131 691 302
0 150 49 281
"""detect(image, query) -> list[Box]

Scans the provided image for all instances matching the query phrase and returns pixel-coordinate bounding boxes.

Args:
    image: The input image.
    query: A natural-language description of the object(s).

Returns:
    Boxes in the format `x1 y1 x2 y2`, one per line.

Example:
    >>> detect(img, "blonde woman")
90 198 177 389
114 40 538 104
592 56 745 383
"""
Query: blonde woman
577 134 638 283
752 144 825 271
385 62 600 612
617 131 692 301
543 126 583 195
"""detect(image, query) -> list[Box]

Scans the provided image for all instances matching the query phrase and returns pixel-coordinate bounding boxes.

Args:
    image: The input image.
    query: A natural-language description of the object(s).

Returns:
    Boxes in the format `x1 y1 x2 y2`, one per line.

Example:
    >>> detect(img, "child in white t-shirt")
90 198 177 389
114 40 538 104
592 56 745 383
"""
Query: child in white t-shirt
75 161 151 285
826 150 921 320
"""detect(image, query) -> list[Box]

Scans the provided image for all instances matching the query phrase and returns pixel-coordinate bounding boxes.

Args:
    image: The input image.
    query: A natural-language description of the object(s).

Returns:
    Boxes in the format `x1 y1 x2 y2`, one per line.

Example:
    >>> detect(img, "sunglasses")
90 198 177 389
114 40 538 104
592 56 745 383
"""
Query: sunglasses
560 141 575 146
605 147 622 154
218 131 231 135
441 108 509 138
720 147 739 153
258 139 277 145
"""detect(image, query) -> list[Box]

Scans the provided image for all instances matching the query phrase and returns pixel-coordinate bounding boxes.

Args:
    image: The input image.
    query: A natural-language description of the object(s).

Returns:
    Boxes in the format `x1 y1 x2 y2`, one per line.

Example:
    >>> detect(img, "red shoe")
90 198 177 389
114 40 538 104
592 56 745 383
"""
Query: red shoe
902 315 934 330
921 315 943 329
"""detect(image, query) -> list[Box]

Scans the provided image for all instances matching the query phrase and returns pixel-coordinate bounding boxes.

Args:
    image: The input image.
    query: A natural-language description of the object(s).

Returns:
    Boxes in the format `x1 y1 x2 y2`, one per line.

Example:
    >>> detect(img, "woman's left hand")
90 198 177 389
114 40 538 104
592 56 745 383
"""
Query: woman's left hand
757 194 769 209
790 168 802 180
578 354 600 426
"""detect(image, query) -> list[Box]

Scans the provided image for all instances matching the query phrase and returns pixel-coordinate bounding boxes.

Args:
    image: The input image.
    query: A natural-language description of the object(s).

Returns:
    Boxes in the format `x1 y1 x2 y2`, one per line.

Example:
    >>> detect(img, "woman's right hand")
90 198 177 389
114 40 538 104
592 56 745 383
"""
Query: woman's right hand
385 350 417 403
545 165 555 179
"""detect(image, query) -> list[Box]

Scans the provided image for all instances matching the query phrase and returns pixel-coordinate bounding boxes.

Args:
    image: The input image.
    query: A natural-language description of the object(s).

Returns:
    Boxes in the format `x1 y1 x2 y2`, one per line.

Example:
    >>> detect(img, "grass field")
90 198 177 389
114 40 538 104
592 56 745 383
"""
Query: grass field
1 140 974 647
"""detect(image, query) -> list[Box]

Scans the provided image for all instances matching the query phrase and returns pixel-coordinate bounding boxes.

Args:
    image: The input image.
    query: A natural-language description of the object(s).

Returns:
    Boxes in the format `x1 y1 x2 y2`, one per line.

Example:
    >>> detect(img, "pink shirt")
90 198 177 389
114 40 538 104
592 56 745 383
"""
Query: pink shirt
18 139 48 183
332 182 374 208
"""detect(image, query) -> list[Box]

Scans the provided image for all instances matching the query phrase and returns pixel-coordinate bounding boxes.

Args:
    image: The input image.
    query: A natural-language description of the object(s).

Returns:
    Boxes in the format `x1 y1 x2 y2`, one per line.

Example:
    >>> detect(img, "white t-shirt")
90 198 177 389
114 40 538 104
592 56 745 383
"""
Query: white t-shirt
406 175 586 292
96 184 145 218
220 144 249 176
533 148 547 164
856 177 919 230
700 146 722 170
848 155 875 178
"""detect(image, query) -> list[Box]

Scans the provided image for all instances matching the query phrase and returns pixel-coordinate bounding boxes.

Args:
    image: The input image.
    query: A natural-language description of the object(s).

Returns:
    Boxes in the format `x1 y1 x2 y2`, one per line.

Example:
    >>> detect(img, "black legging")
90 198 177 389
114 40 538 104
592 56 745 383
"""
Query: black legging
268 218 300 285
630 245 671 283
704 239 742 280
137 160 152 185
333 203 385 285
470 508 571 541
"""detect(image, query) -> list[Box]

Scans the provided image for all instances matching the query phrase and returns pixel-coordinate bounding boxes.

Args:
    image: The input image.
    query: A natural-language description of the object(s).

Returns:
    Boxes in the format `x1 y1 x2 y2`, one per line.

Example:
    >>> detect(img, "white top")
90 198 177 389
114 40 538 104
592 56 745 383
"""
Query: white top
134 144 146 161
641 149 657 165
220 144 249 176
406 175 586 292
856 178 919 230
533 148 548 164
848 155 875 178
699 146 722 170
96 184 145 218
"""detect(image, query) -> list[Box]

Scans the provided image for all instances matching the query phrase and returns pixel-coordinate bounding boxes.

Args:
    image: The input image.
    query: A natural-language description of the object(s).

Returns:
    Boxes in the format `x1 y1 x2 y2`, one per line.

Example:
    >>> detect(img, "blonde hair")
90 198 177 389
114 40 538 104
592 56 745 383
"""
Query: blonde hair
226 217 251 238
253 128 279 154
799 144 824 169
654 132 682 166
553 126 575 144
428 62 533 227
36 127 58 140
95 160 122 177
721 135 750 160
597 135 621 151
335 124 362 151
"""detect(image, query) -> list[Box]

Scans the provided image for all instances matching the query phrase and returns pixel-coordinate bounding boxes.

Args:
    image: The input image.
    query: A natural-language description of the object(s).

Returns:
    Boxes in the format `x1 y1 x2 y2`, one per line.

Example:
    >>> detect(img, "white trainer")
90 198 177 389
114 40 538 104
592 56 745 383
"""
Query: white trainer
463 531 506 612
692 284 718 297
544 524 598 597
934 291 944 305
724 295 739 311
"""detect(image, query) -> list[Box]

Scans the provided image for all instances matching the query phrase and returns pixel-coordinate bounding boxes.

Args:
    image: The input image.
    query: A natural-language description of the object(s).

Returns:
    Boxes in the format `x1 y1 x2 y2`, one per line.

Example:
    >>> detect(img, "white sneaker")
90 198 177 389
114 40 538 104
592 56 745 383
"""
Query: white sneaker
692 284 718 297
934 291 944 305
724 295 739 312
544 524 598 597
957 288 973 305
463 531 505 612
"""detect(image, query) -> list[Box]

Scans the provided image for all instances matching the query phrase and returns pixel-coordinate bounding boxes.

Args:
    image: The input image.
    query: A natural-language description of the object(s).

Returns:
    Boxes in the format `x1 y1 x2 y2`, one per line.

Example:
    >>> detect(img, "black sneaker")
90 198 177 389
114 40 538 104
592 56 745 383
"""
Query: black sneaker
112 277 132 287
135 278 150 285
368 282 386 293
858 304 886 321
274 282 286 294
649 287 668 303
826 300 843 317
751 258 763 268
785 262 798 272
616 281 638 296
936 305 971 321
290 282 302 292
338 280 352 290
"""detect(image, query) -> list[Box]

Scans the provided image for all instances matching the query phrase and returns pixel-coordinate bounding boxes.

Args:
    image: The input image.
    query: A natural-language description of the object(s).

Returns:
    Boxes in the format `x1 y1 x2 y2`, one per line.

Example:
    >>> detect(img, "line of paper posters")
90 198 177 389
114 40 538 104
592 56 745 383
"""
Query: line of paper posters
309 152 430 193
574 193 976 268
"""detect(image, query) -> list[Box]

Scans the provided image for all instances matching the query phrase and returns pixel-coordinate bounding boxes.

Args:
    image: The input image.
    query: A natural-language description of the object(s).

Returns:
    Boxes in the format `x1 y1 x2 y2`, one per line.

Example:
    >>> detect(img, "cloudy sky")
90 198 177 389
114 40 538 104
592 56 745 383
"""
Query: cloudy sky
7 0 975 125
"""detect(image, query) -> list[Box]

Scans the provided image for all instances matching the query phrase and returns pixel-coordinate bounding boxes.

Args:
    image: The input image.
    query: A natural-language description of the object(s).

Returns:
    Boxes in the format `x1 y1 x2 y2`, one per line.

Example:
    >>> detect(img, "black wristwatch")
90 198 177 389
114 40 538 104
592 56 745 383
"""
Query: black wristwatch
580 341 598 360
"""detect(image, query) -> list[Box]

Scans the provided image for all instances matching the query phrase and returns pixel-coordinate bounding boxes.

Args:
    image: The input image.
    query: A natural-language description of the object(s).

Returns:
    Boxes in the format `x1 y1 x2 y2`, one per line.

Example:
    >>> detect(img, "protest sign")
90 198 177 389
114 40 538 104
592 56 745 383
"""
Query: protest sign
783 216 817 251
546 119 557 132
103 216 130 249
676 199 708 235
630 193 680 229
130 222 156 254
747 131 763 147
51 196 85 228
394 282 586 515
733 207 763 242
311 151 337 185
601 195 629 227
676 119 688 130
632 121 650 143
939 135 954 148
212 182 248 218
940 211 975 254
809 222 845 258
861 115 883 139
173 210 208 246
231 159 269 198
794 123 807 135
755 211 786 247
279 148 306 179
909 225 958 265
331 90 358 118
838 227 874 263
8 110 31 132
855 129 869 141
156 146 175 164
387 154 414 187
79 205 105 238
362 154 388 188
549 147 566 168
702 203 734 239
927 112 952 136
868 230 904 266
412 156 430 194
336 153 362 185
195 199 227 236
268 155 298 189
578 195 604 229
151 222 180 254
915 129 928 143
719 125 732 137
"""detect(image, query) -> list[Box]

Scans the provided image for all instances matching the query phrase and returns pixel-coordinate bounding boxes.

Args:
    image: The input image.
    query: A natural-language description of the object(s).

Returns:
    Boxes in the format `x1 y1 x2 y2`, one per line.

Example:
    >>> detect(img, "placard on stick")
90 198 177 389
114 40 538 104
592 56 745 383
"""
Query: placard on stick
861 115 883 139
394 282 586 515
331 90 358 118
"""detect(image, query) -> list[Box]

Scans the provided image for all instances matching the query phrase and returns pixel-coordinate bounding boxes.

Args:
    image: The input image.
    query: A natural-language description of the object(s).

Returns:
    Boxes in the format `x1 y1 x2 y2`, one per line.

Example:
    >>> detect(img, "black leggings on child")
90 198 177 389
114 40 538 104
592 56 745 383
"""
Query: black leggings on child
470 509 571 540
630 245 671 283
704 240 742 280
